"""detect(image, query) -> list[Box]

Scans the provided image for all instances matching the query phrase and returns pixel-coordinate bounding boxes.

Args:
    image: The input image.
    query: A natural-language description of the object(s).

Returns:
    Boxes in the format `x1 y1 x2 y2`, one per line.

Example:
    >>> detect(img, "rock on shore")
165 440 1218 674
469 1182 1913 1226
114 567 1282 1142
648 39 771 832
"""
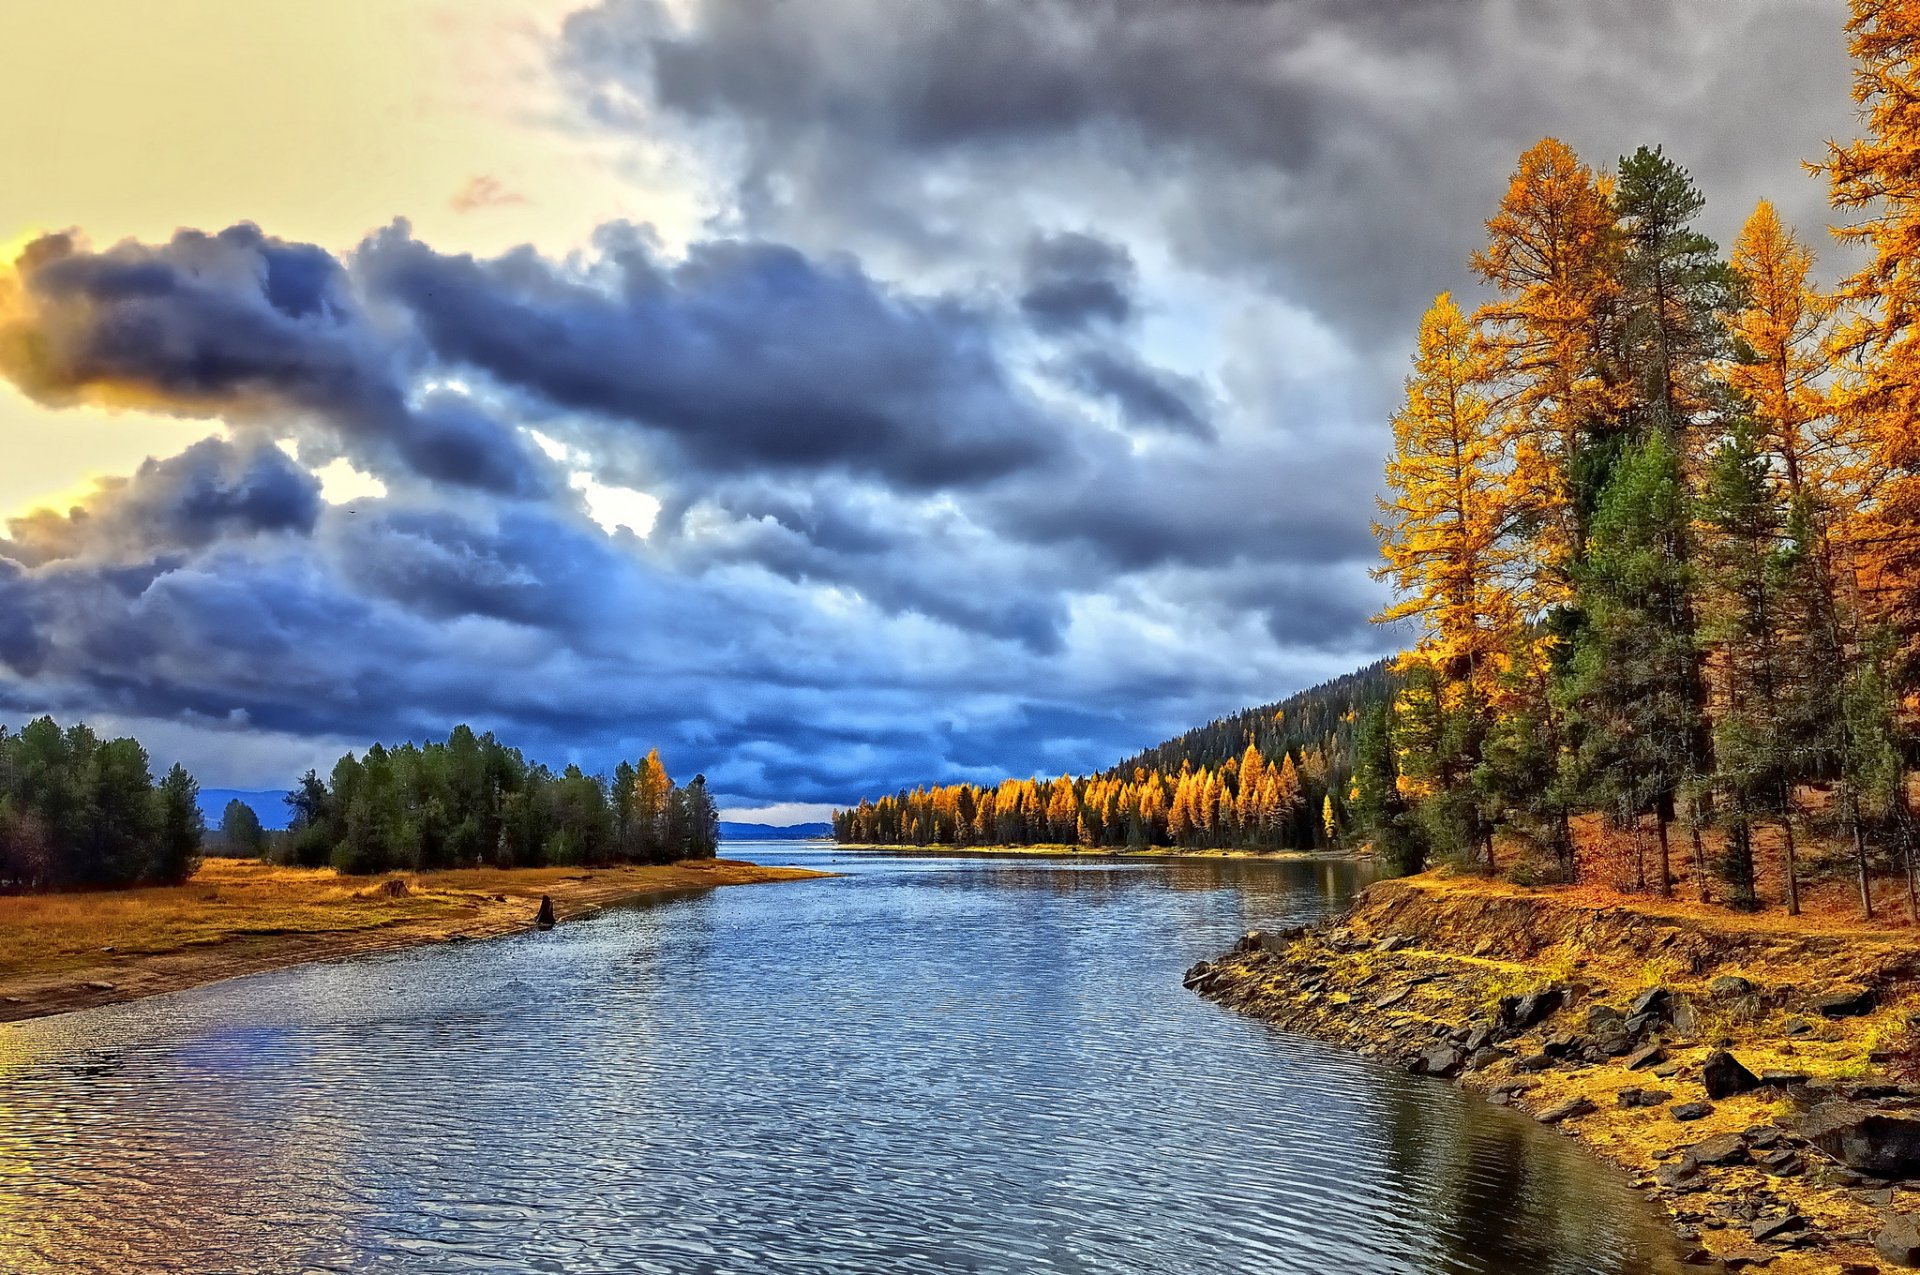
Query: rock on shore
1186 877 1920 1274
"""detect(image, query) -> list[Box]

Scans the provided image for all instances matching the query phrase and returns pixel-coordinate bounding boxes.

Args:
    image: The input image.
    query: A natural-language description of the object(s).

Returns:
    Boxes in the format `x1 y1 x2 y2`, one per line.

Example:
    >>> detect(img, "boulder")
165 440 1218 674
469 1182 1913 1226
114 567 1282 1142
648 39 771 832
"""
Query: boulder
1672 1101 1715 1122
535 895 557 930
1759 1070 1811 1089
1587 1004 1626 1034
1800 1102 1920 1179
1710 974 1758 1000
1181 961 1212 989
1816 985 1879 1018
1620 1087 1673 1108
1703 1050 1762 1099
1685 1133 1750 1167
1669 996 1701 1036
1543 1032 1583 1057
1627 1043 1667 1071
1538 1096 1597 1124
1515 1053 1556 1073
1877 1211 1920 1268
1372 988 1410 1010
1508 986 1564 1031
1631 987 1671 1018
1463 1025 1494 1054
1783 1017 1815 1037
1418 1046 1465 1078
1377 934 1412 953
1656 1160 1703 1190
1750 1213 1806 1243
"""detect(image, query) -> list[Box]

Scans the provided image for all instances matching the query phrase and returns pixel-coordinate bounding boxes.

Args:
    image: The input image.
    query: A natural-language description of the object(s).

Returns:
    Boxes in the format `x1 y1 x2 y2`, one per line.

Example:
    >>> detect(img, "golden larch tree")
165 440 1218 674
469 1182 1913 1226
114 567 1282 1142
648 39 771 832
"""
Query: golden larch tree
1374 293 1529 705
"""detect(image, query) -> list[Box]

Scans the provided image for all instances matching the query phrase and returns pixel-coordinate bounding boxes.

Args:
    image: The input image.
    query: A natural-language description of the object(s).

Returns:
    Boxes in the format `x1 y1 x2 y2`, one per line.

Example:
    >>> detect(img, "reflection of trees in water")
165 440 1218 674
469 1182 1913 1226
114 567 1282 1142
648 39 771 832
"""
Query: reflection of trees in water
1374 1078 1678 1275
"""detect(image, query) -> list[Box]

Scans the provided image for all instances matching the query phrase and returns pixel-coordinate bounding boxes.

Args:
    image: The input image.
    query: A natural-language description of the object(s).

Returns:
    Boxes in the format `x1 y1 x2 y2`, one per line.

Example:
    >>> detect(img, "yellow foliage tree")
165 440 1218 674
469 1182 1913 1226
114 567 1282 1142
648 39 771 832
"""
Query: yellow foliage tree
1471 136 1625 579
1373 293 1530 706
1818 0 1920 635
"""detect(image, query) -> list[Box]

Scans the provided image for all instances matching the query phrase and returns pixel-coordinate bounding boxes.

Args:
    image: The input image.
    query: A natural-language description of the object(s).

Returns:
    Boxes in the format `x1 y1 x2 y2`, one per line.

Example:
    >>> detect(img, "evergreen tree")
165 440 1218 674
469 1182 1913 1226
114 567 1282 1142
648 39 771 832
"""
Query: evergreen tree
1560 433 1703 898
220 799 269 858
1697 424 1803 911
1352 701 1421 876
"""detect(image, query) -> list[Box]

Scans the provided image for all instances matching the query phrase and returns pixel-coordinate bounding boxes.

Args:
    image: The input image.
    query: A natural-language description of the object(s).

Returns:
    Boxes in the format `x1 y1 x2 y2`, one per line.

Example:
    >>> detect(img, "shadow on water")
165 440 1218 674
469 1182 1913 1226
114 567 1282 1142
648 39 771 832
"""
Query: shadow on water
0 845 1679 1274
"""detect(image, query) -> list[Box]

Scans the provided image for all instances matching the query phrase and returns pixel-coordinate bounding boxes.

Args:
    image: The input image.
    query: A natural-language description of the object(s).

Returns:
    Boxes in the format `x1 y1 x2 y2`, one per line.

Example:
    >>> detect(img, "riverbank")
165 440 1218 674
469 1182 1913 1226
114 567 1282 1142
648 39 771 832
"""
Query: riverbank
834 842 1362 861
0 856 829 1024
1187 873 1920 1273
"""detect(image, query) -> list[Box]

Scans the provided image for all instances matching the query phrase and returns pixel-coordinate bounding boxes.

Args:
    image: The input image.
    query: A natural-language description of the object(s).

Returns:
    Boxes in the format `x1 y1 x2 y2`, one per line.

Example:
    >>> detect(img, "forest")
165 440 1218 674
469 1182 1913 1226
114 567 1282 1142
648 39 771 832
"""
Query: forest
273 726 721 875
843 9 1920 921
830 664 1394 850
0 716 204 891
1359 5 1920 917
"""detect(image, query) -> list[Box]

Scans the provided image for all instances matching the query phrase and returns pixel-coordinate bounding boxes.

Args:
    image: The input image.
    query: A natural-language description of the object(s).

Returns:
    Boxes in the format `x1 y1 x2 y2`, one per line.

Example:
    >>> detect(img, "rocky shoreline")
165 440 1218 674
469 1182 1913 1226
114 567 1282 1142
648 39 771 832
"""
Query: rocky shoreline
1186 877 1920 1274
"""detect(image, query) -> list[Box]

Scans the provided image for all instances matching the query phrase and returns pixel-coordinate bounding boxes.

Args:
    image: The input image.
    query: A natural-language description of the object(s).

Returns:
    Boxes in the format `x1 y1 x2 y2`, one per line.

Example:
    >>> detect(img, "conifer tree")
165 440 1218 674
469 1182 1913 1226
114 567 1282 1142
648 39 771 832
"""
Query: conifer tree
1374 294 1529 869
1560 433 1703 898
1698 424 1804 911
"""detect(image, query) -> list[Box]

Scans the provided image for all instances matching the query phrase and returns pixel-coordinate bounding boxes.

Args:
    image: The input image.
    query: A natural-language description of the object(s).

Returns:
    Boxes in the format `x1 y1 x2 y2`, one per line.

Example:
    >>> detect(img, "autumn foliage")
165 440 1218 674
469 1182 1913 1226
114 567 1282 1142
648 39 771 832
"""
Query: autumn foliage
1368 0 1920 919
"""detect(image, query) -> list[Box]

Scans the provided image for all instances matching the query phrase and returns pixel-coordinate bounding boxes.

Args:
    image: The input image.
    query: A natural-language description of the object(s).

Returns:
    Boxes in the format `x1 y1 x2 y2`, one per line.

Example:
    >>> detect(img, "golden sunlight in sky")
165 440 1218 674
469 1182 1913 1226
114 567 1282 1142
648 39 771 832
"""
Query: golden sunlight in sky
0 0 688 521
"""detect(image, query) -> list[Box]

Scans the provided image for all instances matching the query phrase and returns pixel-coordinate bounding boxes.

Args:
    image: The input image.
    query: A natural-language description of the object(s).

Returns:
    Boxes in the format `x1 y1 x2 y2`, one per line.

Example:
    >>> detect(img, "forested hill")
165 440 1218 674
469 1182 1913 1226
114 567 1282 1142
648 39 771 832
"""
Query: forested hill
831 659 1400 850
1107 660 1397 782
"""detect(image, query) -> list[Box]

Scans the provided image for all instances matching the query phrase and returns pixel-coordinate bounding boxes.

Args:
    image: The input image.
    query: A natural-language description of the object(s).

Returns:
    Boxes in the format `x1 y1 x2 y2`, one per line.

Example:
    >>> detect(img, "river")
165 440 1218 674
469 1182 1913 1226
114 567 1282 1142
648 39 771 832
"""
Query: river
0 846 1682 1274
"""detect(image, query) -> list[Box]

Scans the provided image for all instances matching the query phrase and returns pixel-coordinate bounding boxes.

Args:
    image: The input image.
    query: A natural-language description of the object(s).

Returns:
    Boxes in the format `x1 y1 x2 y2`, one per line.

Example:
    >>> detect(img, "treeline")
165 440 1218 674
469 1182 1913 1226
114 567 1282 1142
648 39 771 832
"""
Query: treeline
1109 661 1396 780
272 725 720 874
0 717 204 891
832 667 1392 850
1363 4 1920 915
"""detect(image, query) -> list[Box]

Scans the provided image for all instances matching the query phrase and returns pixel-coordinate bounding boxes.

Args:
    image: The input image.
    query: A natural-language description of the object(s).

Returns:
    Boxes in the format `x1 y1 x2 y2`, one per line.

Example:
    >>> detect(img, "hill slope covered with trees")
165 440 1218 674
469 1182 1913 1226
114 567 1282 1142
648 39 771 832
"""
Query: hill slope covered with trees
831 662 1397 851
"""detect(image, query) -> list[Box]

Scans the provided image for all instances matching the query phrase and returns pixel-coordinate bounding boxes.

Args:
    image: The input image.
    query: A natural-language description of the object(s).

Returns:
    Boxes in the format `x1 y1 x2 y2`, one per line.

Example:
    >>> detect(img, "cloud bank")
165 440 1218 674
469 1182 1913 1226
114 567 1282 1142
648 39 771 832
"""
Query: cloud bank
0 0 1860 806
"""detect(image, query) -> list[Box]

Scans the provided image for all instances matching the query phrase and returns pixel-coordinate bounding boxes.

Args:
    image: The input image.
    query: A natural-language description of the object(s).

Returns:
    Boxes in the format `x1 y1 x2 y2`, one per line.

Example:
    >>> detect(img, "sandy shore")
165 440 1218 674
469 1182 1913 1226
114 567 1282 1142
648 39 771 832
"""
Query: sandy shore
0 857 830 1025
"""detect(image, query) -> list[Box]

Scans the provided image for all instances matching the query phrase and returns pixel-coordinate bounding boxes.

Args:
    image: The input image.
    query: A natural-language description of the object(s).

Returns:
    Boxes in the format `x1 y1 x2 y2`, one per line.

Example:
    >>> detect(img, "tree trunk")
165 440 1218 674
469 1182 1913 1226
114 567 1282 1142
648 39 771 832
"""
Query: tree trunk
1688 792 1710 904
1631 811 1646 893
1781 808 1800 917
1852 790 1874 920
1655 811 1672 899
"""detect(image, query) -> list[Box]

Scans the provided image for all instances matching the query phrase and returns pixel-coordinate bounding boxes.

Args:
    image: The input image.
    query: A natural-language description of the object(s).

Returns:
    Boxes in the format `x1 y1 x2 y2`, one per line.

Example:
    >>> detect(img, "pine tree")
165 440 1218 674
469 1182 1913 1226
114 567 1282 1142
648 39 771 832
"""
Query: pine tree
1613 146 1737 447
1560 432 1703 898
1698 424 1803 911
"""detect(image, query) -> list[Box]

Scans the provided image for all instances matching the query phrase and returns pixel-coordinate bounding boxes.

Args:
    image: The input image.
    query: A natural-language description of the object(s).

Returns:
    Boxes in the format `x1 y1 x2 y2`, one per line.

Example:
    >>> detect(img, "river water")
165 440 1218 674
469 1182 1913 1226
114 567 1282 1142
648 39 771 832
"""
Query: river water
0 846 1682 1274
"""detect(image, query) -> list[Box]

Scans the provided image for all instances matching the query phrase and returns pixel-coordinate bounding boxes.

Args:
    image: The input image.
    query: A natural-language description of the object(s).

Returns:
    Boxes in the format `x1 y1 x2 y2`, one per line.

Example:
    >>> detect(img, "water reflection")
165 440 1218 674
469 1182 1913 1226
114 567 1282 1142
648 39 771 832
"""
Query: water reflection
0 848 1678 1274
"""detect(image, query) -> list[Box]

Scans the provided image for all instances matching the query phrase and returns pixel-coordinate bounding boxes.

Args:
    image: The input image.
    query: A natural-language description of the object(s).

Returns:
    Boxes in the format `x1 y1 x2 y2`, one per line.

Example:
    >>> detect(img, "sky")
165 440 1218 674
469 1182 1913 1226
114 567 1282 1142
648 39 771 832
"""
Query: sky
0 0 1860 822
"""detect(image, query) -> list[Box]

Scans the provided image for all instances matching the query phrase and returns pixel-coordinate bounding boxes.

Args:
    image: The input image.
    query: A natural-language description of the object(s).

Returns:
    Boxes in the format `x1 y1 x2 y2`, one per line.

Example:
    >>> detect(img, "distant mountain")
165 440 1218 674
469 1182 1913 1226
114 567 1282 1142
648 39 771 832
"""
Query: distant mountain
720 821 832 841
199 788 291 831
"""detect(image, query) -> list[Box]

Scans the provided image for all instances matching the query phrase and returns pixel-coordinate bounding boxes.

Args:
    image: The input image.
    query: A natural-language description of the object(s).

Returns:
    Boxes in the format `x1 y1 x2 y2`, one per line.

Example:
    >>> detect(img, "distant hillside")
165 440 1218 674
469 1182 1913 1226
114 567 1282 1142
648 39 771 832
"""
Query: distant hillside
199 788 290 831
720 821 832 841
1107 659 1398 781
834 658 1402 850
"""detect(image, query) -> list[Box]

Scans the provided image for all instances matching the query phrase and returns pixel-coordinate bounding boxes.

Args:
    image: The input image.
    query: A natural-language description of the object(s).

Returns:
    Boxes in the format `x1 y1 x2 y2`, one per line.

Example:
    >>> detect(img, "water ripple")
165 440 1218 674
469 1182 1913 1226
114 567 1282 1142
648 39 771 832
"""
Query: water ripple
0 851 1680 1274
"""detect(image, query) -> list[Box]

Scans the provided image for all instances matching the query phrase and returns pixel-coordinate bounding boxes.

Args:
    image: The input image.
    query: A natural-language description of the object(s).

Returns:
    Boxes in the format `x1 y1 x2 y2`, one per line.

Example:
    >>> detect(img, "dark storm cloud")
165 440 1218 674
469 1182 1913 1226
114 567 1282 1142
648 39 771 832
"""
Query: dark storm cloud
1020 230 1135 332
1 437 321 568
1063 348 1212 439
560 0 1853 343
355 223 1063 489
0 225 546 496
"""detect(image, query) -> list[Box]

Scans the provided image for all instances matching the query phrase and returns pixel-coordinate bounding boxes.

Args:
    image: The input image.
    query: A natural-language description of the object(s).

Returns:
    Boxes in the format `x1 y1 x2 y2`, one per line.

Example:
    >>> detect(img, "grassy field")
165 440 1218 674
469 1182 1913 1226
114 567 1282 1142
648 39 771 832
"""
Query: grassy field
0 856 828 1020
